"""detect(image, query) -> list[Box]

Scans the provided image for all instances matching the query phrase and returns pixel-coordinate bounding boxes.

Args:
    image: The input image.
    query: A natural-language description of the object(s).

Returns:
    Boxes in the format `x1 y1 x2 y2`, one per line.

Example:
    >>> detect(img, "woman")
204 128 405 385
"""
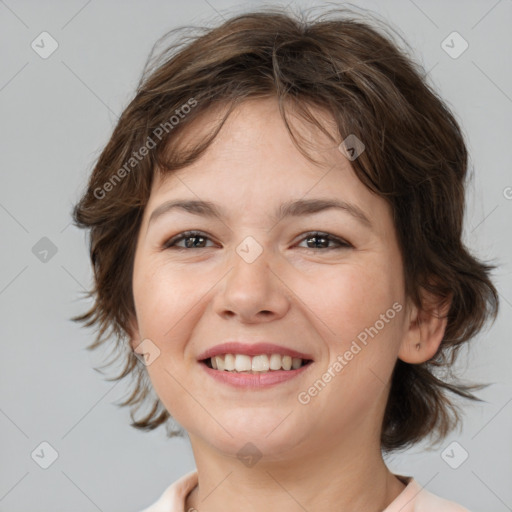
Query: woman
72 6 499 511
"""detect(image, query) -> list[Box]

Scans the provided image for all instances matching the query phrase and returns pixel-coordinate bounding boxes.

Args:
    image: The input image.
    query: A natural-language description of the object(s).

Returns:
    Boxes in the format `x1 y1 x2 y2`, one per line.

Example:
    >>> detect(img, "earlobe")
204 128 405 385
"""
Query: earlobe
398 290 452 364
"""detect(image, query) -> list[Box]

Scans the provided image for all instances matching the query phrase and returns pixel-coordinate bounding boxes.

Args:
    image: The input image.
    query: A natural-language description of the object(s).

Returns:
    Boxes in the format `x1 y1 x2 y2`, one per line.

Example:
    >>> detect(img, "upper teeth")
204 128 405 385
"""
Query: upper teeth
210 354 304 372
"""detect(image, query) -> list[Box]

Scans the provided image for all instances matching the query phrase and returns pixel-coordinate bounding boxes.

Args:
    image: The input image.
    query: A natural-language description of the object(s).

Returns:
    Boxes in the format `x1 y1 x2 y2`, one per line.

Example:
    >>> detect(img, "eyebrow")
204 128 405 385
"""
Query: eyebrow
147 198 373 229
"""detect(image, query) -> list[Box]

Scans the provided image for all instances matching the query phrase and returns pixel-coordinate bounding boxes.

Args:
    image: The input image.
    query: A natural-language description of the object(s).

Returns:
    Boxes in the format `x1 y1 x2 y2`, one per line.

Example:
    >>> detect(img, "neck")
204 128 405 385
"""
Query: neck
185 432 406 512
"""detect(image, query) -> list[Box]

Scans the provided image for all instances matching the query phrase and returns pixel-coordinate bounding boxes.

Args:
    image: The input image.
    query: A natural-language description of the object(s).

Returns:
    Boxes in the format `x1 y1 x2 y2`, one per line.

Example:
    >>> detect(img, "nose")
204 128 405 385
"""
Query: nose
212 246 290 324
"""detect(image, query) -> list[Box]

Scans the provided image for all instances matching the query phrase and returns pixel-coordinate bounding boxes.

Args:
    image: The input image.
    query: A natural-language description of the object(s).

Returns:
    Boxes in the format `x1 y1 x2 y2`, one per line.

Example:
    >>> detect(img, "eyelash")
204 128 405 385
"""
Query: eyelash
162 230 352 251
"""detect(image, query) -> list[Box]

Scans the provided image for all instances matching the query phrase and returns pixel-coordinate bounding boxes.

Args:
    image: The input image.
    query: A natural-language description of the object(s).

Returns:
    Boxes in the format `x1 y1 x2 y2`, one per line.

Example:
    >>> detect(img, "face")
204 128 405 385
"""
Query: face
129 97 412 460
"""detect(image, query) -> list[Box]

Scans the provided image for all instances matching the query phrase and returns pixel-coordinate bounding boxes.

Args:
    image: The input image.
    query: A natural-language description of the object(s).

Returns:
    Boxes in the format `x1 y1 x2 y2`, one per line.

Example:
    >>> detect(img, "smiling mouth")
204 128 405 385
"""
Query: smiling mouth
201 354 313 373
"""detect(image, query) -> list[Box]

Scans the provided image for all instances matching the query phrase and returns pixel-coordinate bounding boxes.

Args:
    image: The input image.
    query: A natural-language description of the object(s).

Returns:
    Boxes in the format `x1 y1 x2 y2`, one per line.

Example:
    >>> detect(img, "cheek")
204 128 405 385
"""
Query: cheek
298 255 406 407
133 259 197 339
133 263 205 426
298 257 402 343
297 263 404 415
132 259 212 376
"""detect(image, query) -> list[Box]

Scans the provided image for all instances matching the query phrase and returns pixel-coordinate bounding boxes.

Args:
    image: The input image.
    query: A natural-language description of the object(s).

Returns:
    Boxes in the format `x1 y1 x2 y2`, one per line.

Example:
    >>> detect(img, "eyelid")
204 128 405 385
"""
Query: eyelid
162 230 353 250
162 230 217 249
298 231 353 249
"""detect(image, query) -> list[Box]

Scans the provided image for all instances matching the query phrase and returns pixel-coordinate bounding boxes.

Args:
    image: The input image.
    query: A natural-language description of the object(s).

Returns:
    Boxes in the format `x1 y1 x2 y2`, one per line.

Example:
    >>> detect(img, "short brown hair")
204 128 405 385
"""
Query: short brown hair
71 6 499 451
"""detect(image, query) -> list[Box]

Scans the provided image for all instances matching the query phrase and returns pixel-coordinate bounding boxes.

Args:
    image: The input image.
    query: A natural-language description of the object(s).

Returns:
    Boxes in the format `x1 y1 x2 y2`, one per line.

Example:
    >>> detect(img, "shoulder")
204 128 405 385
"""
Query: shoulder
413 485 472 512
385 475 472 512
139 469 198 512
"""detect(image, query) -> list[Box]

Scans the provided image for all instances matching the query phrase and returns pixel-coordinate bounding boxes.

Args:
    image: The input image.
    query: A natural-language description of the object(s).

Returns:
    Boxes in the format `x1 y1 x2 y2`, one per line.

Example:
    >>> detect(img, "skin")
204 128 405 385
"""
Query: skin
128 97 449 512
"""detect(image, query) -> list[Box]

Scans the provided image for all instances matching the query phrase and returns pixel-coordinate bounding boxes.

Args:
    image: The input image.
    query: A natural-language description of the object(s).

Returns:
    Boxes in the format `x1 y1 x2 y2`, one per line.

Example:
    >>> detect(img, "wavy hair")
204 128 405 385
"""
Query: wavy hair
71 5 499 451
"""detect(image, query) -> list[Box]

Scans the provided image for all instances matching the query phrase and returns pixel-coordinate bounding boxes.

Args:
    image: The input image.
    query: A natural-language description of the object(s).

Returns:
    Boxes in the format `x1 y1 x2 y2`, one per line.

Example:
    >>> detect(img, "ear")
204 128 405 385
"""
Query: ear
398 287 452 364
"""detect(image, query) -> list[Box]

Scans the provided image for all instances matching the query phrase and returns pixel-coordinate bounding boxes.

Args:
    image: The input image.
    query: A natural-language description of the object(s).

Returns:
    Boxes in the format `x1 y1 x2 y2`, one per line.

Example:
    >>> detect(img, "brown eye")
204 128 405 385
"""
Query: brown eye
298 232 352 250
163 231 214 249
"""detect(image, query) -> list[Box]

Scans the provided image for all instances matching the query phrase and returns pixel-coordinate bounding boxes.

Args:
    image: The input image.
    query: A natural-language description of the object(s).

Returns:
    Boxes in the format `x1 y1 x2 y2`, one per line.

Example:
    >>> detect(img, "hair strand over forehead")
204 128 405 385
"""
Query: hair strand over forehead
71 5 499 452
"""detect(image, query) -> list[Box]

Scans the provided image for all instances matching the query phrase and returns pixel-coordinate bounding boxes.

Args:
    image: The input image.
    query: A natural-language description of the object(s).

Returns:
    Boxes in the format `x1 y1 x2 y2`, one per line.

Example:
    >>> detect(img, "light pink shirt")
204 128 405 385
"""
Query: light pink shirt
140 470 471 511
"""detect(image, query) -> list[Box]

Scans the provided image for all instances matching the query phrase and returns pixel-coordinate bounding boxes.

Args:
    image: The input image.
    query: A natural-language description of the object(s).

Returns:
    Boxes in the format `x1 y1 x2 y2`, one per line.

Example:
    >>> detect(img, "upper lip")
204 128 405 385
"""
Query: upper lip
197 342 314 361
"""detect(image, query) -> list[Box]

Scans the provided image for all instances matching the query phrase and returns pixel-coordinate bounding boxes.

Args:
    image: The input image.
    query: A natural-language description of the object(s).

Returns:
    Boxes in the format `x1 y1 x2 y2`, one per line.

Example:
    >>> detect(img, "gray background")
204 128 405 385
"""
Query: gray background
0 0 511 510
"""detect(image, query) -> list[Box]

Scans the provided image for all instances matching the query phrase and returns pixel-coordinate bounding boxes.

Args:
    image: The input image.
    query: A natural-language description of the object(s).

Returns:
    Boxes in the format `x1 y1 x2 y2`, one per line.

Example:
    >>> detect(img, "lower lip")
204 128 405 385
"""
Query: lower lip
200 361 313 388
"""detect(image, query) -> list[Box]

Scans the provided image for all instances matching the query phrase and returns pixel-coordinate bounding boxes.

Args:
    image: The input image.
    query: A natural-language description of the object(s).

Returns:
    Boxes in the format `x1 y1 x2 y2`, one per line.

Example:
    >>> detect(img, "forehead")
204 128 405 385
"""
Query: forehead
158 97 339 174
145 97 392 231
153 98 339 187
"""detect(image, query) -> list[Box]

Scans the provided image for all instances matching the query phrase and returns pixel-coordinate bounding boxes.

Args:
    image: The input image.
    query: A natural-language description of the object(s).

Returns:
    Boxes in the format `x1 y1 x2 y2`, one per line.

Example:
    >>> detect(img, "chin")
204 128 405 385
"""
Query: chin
200 410 311 459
